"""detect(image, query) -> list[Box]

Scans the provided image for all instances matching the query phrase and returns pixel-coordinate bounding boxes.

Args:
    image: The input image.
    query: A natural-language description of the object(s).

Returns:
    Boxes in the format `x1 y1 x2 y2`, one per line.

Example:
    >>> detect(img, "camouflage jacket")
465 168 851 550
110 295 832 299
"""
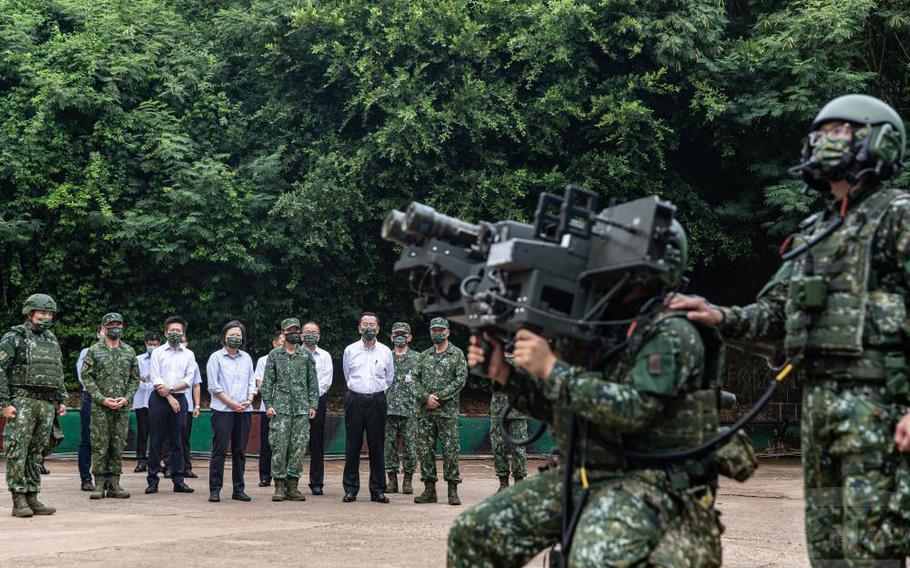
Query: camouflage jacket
262 347 319 416
413 342 468 419
0 324 67 407
490 390 526 420
499 310 712 471
720 186 910 350
387 348 422 417
81 340 140 409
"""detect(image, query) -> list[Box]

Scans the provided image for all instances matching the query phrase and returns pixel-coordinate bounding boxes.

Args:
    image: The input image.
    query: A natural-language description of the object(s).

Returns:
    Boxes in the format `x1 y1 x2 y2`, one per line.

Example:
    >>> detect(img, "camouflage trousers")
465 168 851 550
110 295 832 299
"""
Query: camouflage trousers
448 467 722 568
417 414 461 484
385 414 417 474
3 397 55 493
802 382 910 567
89 406 130 476
269 413 310 480
491 417 528 479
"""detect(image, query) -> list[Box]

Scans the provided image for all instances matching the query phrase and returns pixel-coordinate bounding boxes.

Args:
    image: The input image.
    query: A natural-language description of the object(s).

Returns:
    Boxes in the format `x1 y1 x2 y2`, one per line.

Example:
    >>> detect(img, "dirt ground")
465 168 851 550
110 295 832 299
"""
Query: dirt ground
0 457 808 567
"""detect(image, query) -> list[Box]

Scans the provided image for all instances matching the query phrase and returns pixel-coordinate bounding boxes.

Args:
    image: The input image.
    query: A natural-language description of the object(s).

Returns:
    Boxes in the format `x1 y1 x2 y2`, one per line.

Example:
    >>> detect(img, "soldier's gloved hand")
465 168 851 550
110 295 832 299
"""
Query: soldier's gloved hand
513 329 557 380
666 294 724 327
2 405 17 420
894 412 910 452
468 334 509 385
57 404 66 417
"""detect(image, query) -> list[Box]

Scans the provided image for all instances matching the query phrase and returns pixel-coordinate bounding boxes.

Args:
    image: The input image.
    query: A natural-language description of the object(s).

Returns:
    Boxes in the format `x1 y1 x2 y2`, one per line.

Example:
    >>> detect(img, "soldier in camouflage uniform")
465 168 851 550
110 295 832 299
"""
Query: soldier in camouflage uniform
0 294 68 518
413 317 467 506
80 313 140 500
489 390 527 492
671 94 910 567
385 322 421 494
261 318 318 503
449 224 730 567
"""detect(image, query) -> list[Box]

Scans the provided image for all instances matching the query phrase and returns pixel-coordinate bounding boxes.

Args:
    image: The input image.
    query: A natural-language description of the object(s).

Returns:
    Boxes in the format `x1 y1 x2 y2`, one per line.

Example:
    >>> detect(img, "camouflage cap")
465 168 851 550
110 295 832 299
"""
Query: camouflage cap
429 317 449 329
281 317 301 330
391 322 411 334
101 312 124 326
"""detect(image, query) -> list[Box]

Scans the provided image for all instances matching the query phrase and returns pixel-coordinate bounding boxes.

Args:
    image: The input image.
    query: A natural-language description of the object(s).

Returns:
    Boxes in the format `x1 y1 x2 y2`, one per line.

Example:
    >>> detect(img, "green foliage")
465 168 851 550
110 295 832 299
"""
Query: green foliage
0 0 907 387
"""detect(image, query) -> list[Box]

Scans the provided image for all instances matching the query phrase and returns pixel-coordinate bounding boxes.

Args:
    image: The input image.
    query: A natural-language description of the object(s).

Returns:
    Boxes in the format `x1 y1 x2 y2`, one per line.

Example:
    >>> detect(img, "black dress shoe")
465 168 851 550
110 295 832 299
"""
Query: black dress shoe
173 482 194 493
311 487 324 496
232 491 251 502
184 470 198 479
342 493 357 503
134 463 147 473
370 493 390 504
209 491 220 502
145 484 158 494
163 469 172 479
259 478 271 487
81 479 95 492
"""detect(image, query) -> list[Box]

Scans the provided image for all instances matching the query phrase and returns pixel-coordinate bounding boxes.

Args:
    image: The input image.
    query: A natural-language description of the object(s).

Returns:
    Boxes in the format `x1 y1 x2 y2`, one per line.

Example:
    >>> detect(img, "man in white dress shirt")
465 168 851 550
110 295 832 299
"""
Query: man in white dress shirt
146 316 197 494
341 312 394 503
132 332 160 473
302 321 333 495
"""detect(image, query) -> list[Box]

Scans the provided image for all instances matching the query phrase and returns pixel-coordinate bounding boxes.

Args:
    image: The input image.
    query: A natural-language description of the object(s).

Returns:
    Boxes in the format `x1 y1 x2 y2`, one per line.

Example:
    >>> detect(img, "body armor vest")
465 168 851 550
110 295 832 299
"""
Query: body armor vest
8 325 65 389
784 189 908 356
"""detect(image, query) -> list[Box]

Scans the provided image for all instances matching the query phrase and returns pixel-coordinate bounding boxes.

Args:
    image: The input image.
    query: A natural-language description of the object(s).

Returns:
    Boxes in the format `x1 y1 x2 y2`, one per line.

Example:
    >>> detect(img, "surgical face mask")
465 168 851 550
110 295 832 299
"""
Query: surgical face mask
392 336 408 347
225 336 243 349
285 332 302 345
361 328 377 341
36 317 54 331
303 332 318 347
146 345 157 354
167 331 183 345
106 327 123 340
431 332 446 344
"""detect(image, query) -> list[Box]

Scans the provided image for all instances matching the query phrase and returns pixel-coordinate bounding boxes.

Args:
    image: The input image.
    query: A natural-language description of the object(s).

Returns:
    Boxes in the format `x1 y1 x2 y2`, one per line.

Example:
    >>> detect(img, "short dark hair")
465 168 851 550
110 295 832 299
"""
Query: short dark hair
144 331 161 343
271 329 284 342
163 316 187 332
359 312 379 326
303 321 320 332
220 320 246 346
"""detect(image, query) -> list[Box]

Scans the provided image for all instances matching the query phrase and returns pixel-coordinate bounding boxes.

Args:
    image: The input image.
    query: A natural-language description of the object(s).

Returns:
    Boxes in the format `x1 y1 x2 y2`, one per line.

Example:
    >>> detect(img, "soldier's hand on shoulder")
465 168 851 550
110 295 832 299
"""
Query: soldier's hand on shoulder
513 329 557 380
2 405 17 420
666 294 724 327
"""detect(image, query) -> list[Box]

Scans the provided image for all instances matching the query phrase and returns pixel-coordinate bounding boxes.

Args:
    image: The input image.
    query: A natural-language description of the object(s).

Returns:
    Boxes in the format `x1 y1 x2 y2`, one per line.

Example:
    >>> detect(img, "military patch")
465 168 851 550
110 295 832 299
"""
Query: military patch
649 353 661 375
0 349 8 363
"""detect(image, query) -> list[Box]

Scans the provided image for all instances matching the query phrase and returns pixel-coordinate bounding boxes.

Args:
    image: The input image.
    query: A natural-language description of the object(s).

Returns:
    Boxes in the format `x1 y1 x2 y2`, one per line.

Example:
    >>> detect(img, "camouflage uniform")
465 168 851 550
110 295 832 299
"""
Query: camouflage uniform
448 311 723 567
262 347 318 482
81 339 140 477
386 347 421 475
490 391 528 481
719 185 910 567
414 342 467 484
0 324 67 495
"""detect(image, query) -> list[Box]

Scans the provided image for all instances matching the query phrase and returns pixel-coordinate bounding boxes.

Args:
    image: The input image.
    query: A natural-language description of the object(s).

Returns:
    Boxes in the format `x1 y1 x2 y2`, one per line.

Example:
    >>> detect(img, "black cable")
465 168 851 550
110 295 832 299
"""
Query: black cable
498 403 547 446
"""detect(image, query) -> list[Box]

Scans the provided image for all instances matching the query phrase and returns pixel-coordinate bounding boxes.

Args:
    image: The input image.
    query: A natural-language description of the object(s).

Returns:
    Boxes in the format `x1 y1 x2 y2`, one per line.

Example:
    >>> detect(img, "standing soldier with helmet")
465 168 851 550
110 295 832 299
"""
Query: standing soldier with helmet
385 322 421 495
671 94 910 566
489 390 527 492
80 313 140 500
413 317 467 506
0 293 68 518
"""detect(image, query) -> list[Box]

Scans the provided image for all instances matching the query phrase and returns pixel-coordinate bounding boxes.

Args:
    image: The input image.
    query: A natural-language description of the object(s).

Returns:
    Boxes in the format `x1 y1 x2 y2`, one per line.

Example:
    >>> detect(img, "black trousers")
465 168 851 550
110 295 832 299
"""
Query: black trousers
342 391 387 496
162 408 194 470
147 394 187 486
78 391 92 482
135 407 149 461
259 413 272 482
209 411 252 493
308 394 327 490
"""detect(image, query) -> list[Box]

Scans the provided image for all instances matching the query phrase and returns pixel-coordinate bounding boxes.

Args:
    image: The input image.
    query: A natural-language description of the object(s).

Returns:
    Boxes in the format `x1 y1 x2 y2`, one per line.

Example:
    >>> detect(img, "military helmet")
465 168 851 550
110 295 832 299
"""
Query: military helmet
799 94 906 187
22 293 57 315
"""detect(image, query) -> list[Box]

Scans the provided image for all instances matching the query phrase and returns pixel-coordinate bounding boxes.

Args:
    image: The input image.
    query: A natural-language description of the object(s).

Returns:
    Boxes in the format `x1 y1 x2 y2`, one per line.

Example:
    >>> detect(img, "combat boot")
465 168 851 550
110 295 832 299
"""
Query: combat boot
285 477 306 501
106 475 130 499
387 472 398 493
11 493 33 518
514 475 525 484
413 482 436 504
25 493 56 515
448 481 461 506
498 475 510 492
402 473 413 494
272 479 286 502
90 475 105 500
